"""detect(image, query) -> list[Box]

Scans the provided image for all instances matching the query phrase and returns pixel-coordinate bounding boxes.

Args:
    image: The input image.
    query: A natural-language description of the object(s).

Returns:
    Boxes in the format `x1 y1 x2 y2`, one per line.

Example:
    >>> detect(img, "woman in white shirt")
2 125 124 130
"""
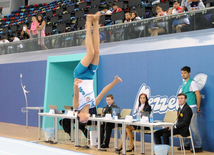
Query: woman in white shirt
116 93 152 152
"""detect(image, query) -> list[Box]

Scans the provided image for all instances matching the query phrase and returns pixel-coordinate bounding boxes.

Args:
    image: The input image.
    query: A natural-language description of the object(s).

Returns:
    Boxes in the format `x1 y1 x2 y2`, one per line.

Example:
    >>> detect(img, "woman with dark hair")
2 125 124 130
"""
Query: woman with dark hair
130 11 144 38
116 93 152 152
37 15 48 50
131 11 141 21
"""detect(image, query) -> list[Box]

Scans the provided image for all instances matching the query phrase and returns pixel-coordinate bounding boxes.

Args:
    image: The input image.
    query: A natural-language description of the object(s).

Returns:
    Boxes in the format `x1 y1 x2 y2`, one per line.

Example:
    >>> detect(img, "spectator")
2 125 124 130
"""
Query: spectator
166 8 172 15
181 0 205 12
30 16 39 38
0 36 9 44
124 12 132 23
148 6 167 36
116 93 151 152
37 15 48 50
30 16 39 50
180 66 203 153
154 93 193 145
123 12 132 40
131 11 141 21
10 34 23 52
130 11 144 38
21 25 30 39
0 36 9 54
102 6 112 15
112 2 122 13
100 94 118 148
172 0 190 33
111 3 123 40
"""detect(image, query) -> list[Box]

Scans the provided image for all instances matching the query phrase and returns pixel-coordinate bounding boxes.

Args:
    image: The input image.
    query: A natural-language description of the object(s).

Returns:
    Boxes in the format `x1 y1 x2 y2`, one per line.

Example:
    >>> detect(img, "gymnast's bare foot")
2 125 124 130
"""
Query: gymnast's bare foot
114 76 122 83
93 12 101 23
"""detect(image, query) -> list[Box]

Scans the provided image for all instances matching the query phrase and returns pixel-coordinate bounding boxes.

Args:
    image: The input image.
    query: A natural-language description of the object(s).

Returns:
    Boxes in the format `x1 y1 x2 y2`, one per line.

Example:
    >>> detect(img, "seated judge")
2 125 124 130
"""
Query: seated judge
154 93 193 145
116 93 151 152
100 94 118 148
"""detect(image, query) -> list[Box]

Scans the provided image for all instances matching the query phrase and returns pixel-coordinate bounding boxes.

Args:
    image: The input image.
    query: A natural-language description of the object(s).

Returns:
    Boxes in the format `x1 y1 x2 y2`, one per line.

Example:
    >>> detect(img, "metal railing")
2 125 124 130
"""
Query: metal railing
0 6 214 55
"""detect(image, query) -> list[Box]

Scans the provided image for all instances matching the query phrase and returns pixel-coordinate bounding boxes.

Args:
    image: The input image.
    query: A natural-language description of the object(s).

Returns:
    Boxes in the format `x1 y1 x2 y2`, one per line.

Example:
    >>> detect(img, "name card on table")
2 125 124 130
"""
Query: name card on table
105 114 112 119
67 110 74 116
125 115 133 122
141 116 149 123
49 109 55 114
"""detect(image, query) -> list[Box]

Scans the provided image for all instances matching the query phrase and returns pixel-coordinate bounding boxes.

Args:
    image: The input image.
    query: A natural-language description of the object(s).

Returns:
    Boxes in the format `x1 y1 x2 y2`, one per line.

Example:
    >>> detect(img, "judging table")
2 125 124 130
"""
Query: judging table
38 113 174 155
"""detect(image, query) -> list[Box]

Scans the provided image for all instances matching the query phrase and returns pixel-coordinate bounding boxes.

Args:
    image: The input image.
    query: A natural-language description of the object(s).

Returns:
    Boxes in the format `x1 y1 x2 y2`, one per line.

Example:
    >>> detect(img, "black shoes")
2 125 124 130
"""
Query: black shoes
191 147 203 153
115 147 122 151
126 146 134 152
100 144 109 148
177 146 203 153
177 146 190 150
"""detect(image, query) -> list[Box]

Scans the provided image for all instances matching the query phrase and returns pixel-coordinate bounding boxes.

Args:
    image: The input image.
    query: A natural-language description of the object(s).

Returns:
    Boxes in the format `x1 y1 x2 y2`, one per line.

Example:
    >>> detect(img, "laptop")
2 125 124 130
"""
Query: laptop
140 111 150 118
64 106 72 113
48 105 61 114
111 107 120 118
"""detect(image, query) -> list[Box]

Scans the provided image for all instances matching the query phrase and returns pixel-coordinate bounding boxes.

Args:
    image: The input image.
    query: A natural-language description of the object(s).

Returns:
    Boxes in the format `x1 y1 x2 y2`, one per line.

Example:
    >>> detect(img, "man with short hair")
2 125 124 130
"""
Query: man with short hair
179 66 203 152
100 94 118 148
102 6 112 15
10 34 23 52
154 93 193 145
172 0 190 33
0 36 9 44
0 36 10 54
112 2 122 13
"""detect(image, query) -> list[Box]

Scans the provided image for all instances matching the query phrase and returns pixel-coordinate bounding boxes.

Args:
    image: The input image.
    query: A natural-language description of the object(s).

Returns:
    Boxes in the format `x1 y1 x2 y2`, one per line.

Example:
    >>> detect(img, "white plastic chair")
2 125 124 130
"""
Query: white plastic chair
173 114 195 155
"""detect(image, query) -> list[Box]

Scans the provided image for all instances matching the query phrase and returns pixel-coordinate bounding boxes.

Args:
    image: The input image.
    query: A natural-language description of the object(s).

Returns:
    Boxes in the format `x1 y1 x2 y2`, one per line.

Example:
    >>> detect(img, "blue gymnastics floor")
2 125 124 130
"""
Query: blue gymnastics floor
0 137 89 155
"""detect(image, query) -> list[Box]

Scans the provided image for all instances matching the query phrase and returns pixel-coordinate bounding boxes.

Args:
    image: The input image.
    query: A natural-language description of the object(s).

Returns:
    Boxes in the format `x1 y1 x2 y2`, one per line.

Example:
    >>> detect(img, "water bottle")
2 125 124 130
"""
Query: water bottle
112 108 116 119
136 111 140 122
150 111 153 123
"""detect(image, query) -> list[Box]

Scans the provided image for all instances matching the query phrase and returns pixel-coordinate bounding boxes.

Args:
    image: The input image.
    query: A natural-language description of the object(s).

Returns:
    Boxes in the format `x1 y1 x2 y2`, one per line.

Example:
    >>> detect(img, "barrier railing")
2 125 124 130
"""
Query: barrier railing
0 7 214 55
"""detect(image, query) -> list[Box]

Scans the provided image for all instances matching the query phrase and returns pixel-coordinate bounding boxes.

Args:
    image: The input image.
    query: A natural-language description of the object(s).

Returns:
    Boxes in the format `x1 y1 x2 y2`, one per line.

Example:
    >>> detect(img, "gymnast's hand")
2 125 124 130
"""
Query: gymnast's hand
74 78 82 86
114 76 122 83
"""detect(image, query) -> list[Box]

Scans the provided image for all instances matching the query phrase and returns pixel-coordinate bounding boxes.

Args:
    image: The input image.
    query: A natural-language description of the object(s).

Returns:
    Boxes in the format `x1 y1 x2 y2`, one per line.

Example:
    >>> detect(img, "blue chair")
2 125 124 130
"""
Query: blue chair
20 13 24 16
20 6 25 9
12 10 17 13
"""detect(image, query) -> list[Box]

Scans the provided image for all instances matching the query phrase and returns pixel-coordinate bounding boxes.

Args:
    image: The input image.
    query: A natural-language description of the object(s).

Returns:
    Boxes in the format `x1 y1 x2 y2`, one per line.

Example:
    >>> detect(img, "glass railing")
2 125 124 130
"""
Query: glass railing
1 6 214 55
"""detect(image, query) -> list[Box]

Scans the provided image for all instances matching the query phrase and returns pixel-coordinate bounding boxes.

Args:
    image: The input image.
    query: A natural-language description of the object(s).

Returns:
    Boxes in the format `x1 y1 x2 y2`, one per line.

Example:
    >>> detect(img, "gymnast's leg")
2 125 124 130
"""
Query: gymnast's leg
91 12 101 66
80 14 95 68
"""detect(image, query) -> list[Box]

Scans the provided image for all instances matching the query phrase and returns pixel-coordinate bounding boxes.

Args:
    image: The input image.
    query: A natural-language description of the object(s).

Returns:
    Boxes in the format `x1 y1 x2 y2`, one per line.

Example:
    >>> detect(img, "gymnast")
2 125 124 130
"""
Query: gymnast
73 12 122 124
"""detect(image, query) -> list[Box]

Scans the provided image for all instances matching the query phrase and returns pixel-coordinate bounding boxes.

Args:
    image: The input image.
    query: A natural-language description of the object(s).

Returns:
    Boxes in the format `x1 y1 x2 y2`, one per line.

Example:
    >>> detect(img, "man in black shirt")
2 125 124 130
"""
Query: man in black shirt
154 93 193 145
100 94 118 148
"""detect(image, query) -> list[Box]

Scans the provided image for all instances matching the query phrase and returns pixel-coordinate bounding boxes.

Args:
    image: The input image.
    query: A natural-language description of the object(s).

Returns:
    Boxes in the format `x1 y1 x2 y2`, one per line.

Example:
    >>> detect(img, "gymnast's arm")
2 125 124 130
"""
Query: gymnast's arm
73 78 82 109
